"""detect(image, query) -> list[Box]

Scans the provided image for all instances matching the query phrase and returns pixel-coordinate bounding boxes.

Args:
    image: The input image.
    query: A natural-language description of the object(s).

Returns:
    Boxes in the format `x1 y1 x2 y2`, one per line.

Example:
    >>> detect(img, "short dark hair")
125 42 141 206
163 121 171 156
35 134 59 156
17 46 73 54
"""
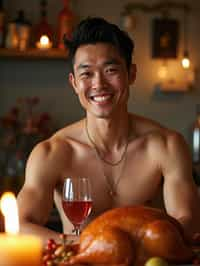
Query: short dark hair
64 17 134 72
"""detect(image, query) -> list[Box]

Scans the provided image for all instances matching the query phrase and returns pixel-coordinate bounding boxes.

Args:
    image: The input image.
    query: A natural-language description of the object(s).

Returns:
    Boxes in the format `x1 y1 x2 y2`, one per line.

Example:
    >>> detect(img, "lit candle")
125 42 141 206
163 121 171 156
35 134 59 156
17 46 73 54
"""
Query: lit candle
36 34 52 49
0 192 42 266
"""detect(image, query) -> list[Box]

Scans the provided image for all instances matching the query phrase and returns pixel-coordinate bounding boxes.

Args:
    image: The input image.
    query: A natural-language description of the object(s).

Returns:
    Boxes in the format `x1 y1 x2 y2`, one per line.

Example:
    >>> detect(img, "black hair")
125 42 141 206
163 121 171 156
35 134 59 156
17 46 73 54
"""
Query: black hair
64 17 134 72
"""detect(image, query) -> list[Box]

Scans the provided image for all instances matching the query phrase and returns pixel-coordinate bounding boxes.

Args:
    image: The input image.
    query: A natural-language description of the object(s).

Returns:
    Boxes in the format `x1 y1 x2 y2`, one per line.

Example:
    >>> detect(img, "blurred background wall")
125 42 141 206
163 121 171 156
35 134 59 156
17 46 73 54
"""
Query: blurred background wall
1 0 200 151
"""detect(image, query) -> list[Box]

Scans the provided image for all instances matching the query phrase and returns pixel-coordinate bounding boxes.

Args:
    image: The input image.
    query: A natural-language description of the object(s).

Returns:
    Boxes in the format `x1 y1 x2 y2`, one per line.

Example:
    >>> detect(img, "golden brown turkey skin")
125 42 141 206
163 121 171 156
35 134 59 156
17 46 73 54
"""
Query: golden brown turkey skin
69 206 194 266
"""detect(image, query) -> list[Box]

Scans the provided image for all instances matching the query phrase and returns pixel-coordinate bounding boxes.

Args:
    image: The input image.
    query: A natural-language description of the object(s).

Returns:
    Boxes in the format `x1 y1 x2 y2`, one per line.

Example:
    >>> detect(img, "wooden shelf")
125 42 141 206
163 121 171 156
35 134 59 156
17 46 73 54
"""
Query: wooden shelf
0 48 68 60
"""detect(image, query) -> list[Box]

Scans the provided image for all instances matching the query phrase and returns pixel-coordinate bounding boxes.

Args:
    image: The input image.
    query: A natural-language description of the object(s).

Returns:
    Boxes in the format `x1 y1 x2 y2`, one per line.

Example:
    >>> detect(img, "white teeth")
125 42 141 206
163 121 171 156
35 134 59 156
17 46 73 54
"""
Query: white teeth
93 95 111 102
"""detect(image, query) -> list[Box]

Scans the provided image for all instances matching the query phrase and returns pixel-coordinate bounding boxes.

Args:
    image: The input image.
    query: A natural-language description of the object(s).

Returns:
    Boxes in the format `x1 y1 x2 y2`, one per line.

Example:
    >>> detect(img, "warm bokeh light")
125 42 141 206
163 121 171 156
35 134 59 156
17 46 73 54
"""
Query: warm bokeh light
36 34 52 49
122 14 137 33
40 35 50 46
157 64 168 80
0 192 19 234
182 57 190 69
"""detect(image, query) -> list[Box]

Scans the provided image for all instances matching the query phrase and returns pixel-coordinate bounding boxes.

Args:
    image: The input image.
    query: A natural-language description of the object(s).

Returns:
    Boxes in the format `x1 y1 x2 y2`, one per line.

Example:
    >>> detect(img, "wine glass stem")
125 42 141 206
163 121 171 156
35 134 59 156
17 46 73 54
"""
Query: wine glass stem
74 226 80 236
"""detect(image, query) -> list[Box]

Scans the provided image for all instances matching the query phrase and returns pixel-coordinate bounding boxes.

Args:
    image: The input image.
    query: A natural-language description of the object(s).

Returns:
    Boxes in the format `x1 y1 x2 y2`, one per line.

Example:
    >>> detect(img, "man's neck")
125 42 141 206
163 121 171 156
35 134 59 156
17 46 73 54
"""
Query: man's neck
85 113 130 154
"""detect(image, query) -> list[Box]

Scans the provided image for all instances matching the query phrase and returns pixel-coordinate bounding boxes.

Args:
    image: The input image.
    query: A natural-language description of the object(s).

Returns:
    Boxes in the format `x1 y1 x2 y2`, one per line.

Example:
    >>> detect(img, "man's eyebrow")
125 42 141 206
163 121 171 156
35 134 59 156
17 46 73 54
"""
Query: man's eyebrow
104 59 121 66
76 64 90 71
76 59 121 71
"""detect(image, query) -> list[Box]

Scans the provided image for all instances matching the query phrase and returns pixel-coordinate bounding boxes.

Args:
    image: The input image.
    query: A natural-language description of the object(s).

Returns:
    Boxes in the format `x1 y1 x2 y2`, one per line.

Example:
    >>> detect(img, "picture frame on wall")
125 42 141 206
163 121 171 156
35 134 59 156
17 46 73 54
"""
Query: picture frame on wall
152 18 179 59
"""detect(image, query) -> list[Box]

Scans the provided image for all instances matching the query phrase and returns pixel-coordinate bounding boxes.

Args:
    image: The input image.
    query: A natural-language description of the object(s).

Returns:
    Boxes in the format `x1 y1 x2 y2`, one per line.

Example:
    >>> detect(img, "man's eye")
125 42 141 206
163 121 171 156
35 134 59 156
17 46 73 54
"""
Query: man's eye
80 72 91 78
106 68 117 74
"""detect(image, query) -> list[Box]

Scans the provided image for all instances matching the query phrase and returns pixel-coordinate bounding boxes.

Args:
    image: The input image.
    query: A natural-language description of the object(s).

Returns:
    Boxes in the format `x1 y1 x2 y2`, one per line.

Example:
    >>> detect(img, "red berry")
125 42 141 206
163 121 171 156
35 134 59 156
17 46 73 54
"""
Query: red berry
43 254 52 263
47 238 56 245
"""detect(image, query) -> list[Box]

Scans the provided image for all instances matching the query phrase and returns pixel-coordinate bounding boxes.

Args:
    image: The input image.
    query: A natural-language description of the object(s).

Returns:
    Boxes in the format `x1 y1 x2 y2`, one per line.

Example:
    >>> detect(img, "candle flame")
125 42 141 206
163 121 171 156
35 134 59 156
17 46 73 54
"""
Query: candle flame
40 35 50 45
0 192 19 234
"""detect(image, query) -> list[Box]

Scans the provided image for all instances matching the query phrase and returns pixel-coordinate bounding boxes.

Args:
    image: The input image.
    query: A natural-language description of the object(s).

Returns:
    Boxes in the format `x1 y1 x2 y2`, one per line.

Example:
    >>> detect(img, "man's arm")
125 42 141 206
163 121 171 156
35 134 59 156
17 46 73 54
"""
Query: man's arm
161 132 200 238
17 140 62 244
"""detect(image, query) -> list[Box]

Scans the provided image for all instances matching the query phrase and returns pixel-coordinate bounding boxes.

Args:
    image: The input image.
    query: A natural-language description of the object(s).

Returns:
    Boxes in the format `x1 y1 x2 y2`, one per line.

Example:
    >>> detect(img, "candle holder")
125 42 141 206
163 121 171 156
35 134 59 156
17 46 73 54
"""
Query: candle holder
34 0 54 48
36 34 52 49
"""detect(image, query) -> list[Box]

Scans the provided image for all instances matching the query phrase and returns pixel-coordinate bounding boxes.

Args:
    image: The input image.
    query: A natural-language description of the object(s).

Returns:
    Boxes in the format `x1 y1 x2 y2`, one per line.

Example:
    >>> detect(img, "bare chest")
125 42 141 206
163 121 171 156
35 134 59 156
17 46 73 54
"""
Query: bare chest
90 153 163 213
55 146 163 227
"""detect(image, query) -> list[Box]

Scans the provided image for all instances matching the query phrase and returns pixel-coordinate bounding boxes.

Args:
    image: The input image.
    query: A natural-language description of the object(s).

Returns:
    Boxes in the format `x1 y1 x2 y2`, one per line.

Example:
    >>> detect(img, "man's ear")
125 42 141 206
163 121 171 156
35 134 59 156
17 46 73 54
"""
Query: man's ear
129 63 137 85
69 72 78 94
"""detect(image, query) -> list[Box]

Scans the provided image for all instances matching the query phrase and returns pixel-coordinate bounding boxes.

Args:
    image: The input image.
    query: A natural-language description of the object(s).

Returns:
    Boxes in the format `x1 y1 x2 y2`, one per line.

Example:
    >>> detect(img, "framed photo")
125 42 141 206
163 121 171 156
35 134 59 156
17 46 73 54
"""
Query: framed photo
152 18 179 59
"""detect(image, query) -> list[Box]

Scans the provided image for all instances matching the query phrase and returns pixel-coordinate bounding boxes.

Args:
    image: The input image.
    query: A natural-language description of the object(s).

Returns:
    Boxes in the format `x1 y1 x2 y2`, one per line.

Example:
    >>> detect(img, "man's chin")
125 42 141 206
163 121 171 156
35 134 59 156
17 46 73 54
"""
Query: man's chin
92 112 113 119
87 108 112 119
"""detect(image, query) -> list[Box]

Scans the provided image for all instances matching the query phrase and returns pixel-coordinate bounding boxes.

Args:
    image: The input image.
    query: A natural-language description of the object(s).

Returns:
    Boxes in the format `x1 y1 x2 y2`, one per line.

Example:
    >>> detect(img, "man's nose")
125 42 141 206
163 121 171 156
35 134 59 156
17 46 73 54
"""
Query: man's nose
93 72 106 88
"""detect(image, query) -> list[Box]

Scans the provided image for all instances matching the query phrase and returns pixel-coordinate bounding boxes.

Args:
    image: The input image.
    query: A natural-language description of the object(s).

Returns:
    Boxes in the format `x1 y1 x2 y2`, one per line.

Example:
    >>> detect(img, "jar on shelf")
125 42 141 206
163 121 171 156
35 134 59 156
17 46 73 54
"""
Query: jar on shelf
14 9 31 51
5 22 19 49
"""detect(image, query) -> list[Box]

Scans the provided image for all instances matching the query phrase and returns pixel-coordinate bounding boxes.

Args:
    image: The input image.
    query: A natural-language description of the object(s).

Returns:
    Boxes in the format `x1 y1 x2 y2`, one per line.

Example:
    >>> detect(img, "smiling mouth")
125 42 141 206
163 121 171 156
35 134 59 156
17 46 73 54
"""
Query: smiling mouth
90 94 114 103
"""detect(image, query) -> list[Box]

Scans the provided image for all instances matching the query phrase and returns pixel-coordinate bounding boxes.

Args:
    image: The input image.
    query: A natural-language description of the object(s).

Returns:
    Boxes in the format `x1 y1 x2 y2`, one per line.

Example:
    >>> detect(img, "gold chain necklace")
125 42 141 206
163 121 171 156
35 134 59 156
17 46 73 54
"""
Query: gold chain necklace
99 151 127 197
85 119 129 166
85 119 129 197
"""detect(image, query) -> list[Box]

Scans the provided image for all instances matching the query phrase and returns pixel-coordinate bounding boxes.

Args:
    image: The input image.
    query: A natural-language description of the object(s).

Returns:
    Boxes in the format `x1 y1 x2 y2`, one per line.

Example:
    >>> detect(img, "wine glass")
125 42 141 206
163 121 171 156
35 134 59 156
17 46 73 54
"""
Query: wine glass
62 177 93 236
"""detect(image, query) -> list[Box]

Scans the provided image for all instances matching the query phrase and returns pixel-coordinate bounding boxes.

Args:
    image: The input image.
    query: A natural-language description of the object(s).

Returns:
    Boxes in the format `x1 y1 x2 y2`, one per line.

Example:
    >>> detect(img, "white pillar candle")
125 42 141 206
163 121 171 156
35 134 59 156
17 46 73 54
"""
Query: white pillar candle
0 192 42 266
0 234 42 266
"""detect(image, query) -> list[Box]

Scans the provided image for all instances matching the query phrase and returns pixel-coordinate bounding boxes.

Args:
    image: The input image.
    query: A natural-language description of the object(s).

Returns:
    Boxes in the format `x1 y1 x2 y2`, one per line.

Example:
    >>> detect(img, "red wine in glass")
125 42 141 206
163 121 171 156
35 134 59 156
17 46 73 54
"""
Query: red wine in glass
62 200 92 226
62 177 92 235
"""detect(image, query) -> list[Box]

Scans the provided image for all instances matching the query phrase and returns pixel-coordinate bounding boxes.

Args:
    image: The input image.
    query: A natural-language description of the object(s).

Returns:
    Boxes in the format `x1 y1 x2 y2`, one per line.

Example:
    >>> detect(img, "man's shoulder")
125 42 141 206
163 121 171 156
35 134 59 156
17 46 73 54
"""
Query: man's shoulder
146 127 187 163
130 113 181 136
31 119 86 159
145 125 184 150
52 119 85 143
130 113 164 132
130 113 166 139
29 134 73 165
34 136 71 154
129 113 185 150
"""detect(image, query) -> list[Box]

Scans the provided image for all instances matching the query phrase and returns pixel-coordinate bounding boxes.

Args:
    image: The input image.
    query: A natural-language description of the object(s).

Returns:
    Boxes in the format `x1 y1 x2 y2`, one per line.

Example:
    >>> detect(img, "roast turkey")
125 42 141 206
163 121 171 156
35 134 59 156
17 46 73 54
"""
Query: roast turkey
68 206 194 266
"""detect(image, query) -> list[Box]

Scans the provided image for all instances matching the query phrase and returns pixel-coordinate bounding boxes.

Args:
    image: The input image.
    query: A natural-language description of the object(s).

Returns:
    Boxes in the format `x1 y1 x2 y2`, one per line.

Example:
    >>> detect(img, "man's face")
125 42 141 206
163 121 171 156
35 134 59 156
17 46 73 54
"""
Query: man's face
69 43 136 119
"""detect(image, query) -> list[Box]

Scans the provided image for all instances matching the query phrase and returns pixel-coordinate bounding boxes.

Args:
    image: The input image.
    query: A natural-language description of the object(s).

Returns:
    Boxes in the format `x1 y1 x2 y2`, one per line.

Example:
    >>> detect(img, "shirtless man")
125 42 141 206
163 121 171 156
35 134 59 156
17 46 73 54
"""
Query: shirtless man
17 17 200 244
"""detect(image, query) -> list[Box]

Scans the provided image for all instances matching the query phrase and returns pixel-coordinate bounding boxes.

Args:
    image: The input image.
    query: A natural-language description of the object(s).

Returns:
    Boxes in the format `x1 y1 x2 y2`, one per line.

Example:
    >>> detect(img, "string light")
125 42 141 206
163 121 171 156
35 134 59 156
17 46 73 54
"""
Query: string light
182 51 190 69
181 5 190 69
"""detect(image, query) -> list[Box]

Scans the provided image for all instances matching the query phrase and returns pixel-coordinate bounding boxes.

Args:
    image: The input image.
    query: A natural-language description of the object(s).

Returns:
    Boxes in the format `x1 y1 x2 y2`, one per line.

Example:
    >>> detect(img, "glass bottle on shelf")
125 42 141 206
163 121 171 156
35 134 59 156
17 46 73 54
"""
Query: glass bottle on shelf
34 0 53 47
5 22 19 49
0 0 5 47
14 10 31 51
57 0 75 49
